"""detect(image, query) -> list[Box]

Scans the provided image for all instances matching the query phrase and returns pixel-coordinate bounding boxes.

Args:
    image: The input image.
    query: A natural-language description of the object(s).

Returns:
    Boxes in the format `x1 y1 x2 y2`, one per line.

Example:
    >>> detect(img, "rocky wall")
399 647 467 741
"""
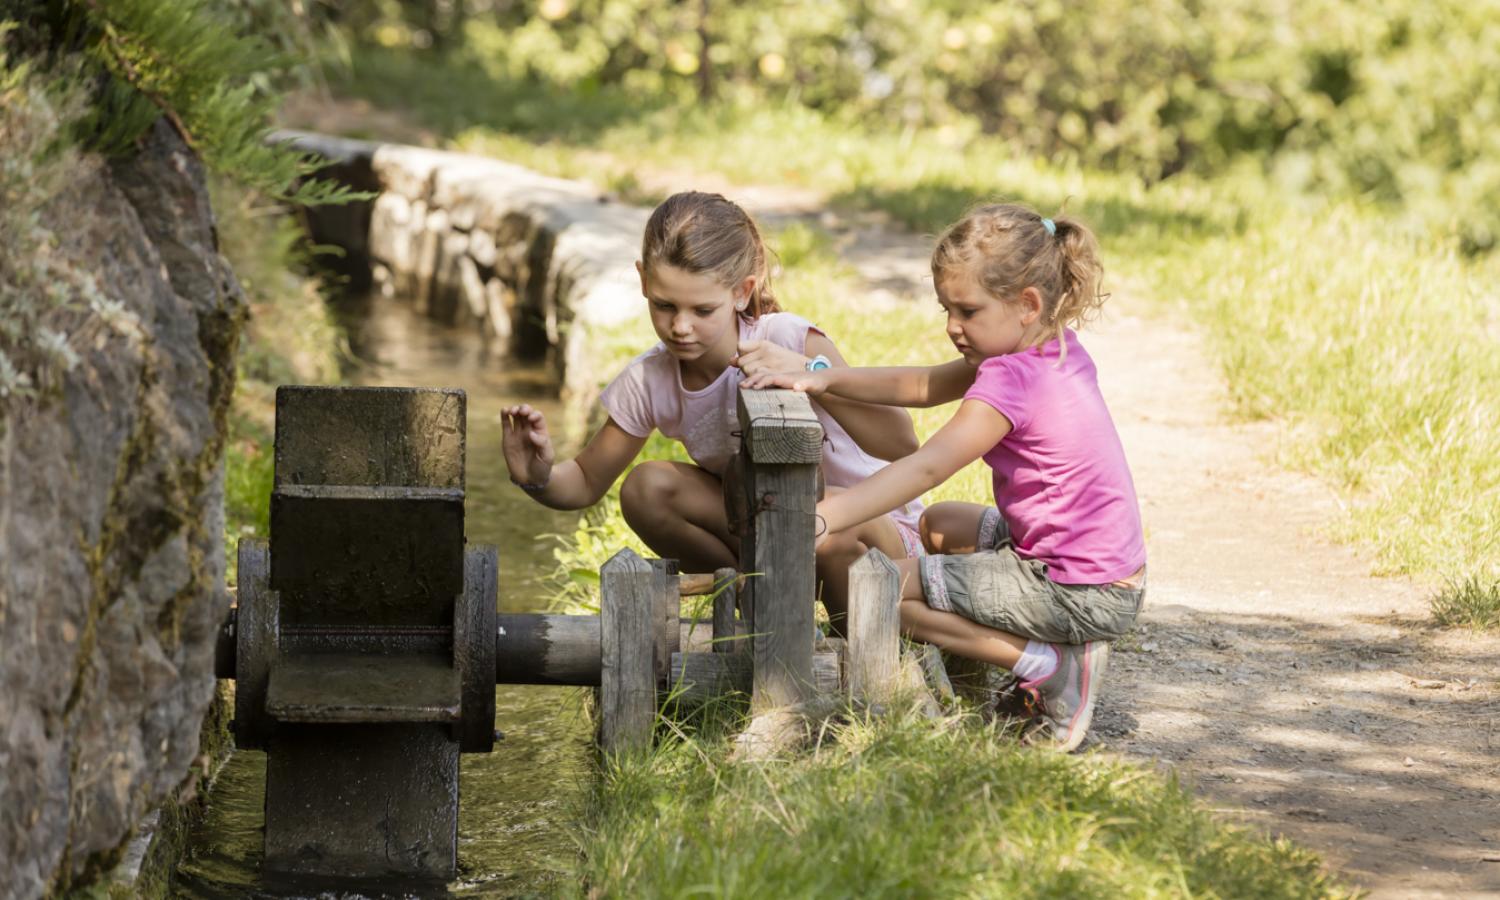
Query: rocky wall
275 131 648 412
0 120 245 897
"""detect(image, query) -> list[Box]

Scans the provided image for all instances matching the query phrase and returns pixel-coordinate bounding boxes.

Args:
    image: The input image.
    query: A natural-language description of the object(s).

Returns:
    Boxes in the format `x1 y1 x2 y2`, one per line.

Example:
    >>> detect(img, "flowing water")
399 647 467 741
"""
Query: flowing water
172 291 594 898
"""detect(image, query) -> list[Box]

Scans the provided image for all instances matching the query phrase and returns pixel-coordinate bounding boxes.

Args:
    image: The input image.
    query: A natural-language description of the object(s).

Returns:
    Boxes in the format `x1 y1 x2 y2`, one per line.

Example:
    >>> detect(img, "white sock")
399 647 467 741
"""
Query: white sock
1011 640 1059 684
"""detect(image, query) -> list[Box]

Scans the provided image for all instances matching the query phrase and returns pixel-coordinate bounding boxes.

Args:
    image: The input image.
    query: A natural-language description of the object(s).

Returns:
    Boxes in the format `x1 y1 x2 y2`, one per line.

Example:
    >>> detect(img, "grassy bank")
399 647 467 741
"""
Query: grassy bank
214 181 344 585
333 46 1500 625
582 708 1347 898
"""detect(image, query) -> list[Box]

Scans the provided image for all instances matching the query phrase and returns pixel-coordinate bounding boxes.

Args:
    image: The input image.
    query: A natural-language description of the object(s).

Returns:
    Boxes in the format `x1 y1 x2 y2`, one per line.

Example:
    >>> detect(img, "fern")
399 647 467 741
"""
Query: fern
70 0 363 205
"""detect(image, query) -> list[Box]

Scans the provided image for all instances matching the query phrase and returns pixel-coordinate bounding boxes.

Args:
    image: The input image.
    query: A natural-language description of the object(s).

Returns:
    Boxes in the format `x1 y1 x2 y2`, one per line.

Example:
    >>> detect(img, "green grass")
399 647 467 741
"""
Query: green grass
214 178 345 586
581 707 1348 899
335 46 1500 625
1430 575 1500 630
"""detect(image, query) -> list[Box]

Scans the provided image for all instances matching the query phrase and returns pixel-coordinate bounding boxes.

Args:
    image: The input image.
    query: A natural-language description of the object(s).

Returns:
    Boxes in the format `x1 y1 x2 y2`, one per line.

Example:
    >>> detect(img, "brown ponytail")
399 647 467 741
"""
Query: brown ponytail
641 191 781 320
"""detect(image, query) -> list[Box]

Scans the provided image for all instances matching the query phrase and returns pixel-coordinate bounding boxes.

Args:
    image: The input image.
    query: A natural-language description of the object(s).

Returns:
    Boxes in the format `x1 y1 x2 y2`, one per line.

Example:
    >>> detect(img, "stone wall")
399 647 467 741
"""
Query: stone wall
275 131 647 412
0 120 244 897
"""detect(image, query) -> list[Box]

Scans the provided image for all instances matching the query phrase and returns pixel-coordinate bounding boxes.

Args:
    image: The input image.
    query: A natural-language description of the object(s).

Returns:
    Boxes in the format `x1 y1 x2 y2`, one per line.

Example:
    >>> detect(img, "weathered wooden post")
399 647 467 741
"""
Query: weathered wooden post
599 548 655 751
847 548 901 705
711 566 738 654
650 558 682 682
734 388 823 710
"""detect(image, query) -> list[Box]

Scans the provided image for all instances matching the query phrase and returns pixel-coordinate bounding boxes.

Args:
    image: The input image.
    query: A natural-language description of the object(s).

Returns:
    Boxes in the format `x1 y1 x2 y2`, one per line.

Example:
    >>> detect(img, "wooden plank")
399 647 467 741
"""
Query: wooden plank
650 558 681 683
846 548 902 705
737 388 823 464
456 544 498 751
265 654 461 723
599 548 656 751
274 385 465 488
666 650 841 708
712 566 738 654
738 387 822 710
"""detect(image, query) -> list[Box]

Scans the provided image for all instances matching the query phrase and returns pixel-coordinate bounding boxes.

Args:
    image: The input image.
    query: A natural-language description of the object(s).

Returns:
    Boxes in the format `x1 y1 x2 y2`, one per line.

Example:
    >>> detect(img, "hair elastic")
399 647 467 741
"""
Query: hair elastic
1041 217 1057 236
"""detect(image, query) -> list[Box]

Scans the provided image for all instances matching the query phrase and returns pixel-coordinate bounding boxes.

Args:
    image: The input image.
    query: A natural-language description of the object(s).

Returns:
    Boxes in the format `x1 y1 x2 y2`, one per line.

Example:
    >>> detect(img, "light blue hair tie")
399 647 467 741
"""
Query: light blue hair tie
1041 217 1056 236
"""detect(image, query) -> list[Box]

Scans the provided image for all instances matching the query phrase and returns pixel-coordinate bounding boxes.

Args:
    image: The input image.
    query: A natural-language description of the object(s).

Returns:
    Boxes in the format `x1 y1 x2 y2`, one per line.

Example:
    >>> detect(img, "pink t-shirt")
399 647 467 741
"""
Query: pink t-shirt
963 329 1145 585
600 312 921 532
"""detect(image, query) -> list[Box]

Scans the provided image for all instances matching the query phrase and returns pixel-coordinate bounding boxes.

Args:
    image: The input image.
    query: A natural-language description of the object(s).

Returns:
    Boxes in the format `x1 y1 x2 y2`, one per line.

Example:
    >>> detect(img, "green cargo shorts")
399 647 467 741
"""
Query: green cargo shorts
917 508 1144 644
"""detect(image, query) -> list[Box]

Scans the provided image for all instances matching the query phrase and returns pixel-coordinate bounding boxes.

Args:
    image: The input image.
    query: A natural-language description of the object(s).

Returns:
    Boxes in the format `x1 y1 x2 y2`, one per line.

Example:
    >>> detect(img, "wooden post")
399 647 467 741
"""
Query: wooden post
737 387 822 710
599 548 655 751
667 650 842 708
711 567 738 654
649 558 681 685
847 548 901 705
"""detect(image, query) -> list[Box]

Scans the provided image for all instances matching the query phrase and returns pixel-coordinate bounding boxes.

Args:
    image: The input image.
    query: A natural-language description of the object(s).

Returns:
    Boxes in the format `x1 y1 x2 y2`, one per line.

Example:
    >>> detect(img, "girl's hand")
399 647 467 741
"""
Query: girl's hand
732 339 809 379
501 404 555 486
740 368 833 396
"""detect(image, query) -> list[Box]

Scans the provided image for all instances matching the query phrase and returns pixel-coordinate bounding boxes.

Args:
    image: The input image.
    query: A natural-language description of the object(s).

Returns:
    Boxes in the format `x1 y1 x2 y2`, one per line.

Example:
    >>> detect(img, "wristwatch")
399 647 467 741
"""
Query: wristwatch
805 354 832 372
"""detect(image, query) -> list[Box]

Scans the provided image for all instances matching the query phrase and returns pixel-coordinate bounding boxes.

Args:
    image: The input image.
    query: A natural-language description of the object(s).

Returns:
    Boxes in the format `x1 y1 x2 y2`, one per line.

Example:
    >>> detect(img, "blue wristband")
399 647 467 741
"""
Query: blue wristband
805 354 832 372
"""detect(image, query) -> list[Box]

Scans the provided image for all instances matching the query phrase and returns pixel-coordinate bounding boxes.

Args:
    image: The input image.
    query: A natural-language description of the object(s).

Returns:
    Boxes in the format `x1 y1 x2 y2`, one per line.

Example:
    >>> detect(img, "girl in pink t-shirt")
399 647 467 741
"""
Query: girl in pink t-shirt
745 203 1145 751
501 191 923 631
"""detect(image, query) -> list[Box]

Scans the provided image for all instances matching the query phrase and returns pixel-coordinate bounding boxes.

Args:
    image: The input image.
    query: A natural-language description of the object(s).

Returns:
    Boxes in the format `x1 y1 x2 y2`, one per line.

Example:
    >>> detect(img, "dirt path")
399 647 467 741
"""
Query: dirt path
739 197 1500 898
277 96 1499 894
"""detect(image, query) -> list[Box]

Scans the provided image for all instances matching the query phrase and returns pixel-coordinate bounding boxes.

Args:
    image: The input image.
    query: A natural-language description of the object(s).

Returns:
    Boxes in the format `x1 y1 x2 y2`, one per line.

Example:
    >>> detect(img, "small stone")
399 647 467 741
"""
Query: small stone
1403 756 1417 767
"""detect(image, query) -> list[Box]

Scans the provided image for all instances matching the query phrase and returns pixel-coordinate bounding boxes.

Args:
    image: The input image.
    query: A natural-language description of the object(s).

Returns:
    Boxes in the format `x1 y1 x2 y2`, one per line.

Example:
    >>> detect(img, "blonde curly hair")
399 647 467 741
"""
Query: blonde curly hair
931 203 1108 354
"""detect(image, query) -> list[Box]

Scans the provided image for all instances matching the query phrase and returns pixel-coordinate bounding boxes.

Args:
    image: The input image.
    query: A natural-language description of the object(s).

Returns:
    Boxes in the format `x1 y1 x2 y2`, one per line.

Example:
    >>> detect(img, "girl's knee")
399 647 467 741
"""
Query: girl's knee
815 529 865 566
920 501 984 554
620 460 683 518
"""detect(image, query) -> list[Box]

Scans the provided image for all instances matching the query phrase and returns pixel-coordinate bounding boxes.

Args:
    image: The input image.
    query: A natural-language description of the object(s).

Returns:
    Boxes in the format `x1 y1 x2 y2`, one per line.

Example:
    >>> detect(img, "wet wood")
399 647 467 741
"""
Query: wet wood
266 654 461 723
495 614 601 685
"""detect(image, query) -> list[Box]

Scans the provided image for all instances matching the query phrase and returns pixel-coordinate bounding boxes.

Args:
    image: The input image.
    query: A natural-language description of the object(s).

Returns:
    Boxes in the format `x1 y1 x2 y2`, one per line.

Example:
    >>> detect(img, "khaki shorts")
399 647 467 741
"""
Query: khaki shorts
917 508 1145 644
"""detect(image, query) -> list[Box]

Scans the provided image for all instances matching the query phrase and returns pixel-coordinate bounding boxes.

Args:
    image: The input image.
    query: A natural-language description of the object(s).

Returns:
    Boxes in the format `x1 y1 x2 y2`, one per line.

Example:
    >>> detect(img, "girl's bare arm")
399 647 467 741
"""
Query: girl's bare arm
501 407 647 509
802 333 918 460
743 357 978 408
818 399 1011 536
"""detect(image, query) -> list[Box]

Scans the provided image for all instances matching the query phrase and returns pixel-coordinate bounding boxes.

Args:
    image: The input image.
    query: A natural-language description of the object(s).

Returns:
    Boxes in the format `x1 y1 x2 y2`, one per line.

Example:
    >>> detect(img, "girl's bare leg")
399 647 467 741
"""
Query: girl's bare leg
893 557 1027 670
619 460 737 571
816 511 907 636
919 501 992 554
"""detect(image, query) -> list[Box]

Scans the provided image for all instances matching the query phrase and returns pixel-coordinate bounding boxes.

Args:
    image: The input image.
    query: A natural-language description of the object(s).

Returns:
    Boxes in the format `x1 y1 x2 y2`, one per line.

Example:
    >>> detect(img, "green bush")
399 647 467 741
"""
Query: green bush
344 0 1500 252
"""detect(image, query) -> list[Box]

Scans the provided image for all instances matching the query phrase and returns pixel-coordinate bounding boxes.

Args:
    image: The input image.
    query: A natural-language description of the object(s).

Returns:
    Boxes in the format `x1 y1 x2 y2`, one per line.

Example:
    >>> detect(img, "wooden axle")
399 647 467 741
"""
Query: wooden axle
493 612 745 686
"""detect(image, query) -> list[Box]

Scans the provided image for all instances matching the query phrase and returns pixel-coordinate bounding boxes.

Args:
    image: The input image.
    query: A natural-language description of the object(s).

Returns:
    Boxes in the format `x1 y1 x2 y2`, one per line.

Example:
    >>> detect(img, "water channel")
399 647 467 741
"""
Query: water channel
172 290 594 898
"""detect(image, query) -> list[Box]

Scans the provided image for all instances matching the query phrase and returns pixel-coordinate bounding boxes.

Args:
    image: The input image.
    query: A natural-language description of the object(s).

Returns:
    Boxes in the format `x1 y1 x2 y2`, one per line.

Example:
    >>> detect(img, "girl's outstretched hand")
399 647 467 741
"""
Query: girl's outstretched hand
740 369 832 396
501 404 555 487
